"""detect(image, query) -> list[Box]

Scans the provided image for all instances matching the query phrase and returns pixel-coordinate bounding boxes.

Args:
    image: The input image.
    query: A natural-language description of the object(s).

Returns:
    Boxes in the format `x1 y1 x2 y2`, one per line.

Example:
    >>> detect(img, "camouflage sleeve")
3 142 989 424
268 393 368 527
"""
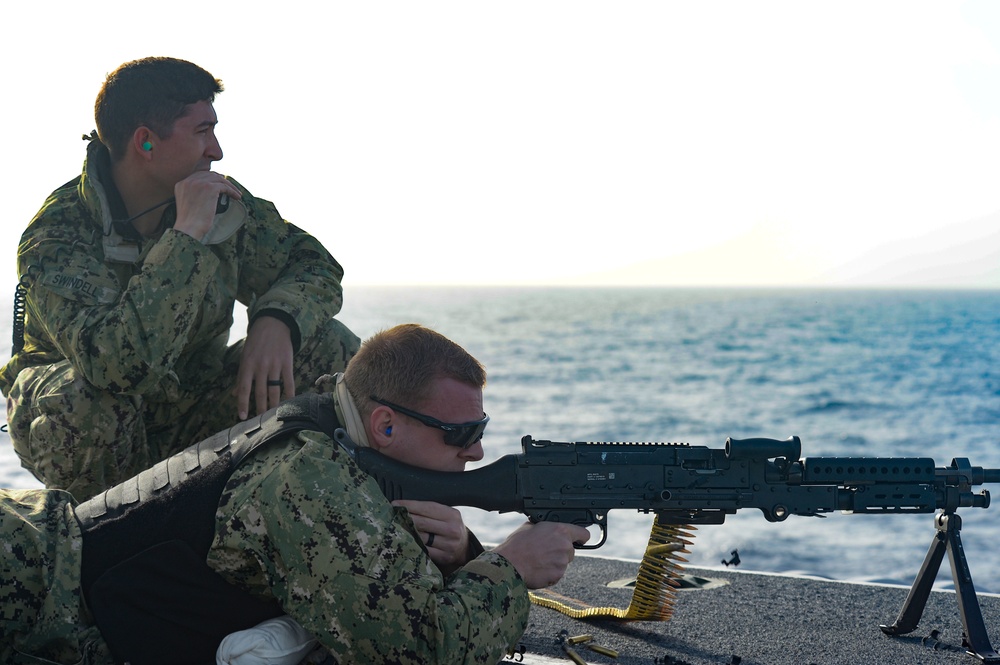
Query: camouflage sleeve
20 227 220 394
208 433 530 665
229 179 345 349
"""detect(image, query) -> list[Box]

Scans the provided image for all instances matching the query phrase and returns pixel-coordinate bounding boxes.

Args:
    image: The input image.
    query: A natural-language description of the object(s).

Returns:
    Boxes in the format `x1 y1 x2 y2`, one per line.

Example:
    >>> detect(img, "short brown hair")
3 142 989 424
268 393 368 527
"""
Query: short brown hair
95 57 223 159
345 324 486 415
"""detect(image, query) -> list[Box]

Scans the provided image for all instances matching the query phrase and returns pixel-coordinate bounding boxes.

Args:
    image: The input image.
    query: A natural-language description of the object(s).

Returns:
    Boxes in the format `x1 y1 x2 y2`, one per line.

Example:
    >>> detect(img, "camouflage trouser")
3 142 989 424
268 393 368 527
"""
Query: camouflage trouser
6 318 360 500
0 489 113 665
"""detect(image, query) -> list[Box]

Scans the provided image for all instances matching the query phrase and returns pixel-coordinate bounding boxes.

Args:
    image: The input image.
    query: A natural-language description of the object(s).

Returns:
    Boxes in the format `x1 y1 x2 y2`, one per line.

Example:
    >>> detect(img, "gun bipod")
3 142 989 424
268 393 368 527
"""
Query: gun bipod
879 511 1000 663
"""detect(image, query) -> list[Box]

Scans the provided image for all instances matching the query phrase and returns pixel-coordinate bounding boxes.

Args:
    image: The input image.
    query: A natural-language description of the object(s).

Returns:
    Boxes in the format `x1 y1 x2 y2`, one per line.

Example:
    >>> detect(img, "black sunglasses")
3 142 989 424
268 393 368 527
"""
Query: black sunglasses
370 396 489 449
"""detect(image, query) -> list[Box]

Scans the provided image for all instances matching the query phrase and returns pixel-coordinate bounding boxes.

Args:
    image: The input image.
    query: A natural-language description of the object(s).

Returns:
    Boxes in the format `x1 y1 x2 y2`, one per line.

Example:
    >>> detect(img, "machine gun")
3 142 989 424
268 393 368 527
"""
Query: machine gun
335 431 1000 662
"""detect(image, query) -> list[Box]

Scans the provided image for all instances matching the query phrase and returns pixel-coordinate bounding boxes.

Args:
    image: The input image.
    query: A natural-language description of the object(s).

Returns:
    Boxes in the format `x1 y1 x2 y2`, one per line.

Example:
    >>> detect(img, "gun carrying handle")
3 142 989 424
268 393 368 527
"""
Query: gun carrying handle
726 435 801 460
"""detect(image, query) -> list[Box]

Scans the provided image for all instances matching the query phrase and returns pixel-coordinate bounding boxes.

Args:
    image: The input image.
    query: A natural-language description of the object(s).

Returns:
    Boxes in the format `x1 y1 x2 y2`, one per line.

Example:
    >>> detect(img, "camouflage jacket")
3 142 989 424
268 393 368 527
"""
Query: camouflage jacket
0 429 530 664
0 137 346 398
209 429 530 664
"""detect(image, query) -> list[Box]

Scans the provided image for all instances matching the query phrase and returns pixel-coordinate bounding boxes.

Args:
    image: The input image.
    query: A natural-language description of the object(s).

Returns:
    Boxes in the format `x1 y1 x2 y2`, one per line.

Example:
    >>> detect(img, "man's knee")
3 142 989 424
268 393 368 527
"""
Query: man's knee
6 362 147 497
323 318 361 363
296 318 361 382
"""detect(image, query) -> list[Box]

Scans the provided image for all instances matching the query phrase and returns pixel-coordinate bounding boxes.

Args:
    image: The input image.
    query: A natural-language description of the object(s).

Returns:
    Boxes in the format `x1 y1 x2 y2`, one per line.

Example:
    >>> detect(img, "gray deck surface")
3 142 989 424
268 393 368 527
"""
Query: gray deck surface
511 555 1000 665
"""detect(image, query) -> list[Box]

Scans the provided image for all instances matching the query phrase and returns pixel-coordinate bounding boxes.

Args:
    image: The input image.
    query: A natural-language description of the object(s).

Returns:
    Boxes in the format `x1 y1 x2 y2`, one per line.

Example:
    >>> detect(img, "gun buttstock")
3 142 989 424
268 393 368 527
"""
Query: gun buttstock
353 446 523 513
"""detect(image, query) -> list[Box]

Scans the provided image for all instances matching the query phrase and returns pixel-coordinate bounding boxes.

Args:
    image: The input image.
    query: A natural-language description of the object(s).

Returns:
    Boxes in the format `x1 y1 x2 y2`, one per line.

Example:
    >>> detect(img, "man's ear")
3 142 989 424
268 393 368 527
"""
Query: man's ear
368 405 396 452
132 126 157 160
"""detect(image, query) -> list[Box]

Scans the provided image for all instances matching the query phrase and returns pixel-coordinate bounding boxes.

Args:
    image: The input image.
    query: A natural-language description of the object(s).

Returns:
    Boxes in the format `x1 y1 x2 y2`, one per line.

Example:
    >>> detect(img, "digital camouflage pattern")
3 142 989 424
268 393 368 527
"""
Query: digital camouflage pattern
0 428 530 664
210 430 530 664
0 489 112 664
1 137 359 499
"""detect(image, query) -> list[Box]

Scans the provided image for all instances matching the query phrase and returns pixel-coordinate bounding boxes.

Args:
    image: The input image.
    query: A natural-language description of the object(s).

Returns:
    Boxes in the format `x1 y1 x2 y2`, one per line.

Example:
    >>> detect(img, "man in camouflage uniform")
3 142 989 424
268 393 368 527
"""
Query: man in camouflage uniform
0 324 588 664
0 57 359 499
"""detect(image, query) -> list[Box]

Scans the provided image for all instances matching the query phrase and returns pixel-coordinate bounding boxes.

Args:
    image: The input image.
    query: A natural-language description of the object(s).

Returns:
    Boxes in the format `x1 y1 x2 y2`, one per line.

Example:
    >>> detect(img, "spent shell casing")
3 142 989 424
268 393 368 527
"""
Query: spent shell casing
587 643 620 658
562 644 589 665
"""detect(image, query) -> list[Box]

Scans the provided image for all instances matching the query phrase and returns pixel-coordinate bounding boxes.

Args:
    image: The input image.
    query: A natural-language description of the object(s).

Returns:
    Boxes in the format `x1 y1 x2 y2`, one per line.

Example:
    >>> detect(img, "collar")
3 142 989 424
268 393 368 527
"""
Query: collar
331 373 371 448
79 132 248 263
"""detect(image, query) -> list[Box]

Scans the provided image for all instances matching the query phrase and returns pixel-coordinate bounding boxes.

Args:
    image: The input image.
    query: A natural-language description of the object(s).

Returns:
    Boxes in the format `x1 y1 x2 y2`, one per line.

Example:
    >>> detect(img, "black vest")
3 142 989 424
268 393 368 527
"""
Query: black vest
75 393 339 665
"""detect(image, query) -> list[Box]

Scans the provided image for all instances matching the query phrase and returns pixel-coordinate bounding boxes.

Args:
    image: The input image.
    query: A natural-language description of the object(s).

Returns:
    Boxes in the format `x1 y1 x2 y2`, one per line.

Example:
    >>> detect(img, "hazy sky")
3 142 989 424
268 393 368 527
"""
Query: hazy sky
4 1 1000 287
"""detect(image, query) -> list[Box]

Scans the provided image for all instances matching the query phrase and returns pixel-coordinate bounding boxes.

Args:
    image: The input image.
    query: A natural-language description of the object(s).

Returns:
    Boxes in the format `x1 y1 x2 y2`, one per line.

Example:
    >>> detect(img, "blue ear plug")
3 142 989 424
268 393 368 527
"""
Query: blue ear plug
142 141 153 151
385 426 392 435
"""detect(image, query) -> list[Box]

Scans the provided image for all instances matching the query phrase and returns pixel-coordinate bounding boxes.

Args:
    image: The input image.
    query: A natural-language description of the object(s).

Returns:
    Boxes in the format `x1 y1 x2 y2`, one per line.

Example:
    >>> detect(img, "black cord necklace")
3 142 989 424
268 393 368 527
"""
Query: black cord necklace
107 196 175 241
121 196 175 226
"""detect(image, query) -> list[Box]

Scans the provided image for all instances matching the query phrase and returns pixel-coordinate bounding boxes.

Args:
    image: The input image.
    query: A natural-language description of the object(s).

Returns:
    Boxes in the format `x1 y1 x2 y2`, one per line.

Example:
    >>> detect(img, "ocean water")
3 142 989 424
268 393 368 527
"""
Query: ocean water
2 287 999 592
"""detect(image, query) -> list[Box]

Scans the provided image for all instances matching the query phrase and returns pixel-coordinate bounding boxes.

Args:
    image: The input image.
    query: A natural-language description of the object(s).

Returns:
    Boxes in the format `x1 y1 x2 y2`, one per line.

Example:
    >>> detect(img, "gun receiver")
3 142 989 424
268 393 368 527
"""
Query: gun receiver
335 430 1000 662
340 432 997 545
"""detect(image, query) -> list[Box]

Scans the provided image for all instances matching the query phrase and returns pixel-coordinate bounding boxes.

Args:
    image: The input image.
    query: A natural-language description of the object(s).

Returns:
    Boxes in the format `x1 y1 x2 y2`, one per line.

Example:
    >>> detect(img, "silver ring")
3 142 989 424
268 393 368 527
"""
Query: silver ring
426 532 436 547
266 379 283 387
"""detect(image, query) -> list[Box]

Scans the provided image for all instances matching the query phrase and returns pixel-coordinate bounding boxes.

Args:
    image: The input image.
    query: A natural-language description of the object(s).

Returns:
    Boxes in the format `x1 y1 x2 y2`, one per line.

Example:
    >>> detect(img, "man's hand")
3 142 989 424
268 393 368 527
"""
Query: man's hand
235 316 295 420
173 172 241 240
492 521 591 589
394 500 471 576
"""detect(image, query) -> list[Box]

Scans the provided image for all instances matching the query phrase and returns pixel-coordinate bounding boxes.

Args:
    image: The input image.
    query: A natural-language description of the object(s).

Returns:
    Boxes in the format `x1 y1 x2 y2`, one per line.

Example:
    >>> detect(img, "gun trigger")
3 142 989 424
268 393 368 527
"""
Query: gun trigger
575 524 607 550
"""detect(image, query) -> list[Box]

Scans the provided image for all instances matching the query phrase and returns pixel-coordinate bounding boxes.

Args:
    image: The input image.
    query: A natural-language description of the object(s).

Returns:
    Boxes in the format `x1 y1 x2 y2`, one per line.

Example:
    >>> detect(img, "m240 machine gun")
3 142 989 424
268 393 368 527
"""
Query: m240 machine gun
336 432 1000 662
